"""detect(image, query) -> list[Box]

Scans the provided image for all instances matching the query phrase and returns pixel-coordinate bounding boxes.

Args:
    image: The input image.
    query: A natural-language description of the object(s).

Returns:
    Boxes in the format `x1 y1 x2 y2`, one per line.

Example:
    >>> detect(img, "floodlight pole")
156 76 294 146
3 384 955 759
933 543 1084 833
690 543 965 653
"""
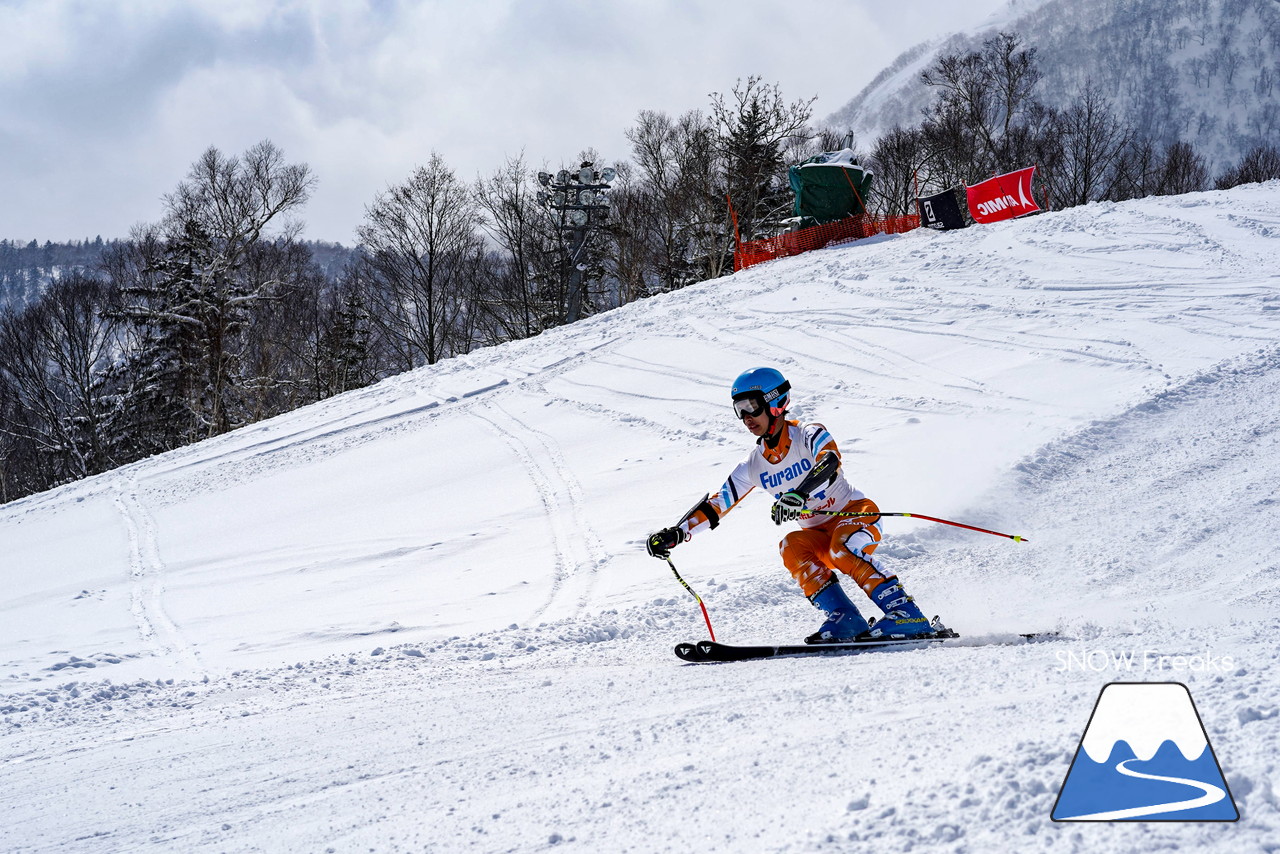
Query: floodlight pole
537 162 615 324
563 225 589 324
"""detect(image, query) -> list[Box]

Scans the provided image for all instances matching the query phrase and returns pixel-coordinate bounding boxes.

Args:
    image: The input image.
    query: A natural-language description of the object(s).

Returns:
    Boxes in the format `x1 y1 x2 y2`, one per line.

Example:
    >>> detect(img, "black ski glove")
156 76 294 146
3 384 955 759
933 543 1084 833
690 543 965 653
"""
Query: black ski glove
646 526 685 558
771 490 807 525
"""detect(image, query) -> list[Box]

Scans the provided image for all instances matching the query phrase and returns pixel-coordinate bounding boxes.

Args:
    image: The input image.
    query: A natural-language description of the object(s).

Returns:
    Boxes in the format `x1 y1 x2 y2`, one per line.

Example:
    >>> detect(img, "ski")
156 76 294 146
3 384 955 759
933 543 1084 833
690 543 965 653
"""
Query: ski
674 629 1060 663
675 628 959 663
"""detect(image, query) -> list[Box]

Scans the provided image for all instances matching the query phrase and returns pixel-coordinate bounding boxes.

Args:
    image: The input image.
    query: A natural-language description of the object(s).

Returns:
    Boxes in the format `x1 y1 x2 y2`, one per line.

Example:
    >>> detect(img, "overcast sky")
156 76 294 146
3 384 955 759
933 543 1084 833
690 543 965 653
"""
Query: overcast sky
1 0 1012 245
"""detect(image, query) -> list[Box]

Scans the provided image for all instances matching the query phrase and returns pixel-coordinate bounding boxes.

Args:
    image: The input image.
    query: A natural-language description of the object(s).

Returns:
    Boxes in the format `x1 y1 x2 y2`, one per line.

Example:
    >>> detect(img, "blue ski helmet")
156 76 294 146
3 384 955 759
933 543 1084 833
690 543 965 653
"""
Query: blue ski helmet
730 367 791 419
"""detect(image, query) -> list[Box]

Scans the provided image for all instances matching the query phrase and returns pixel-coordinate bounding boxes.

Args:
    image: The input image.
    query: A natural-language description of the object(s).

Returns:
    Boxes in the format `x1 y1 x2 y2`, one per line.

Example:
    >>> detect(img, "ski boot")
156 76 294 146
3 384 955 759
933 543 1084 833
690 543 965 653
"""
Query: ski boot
805 578 872 644
862 579 933 638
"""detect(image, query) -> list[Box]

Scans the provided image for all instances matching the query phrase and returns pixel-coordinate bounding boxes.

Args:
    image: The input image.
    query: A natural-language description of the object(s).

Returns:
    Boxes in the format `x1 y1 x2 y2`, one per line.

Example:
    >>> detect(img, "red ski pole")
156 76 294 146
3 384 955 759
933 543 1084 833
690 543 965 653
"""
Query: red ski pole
802 509 1028 543
663 555 716 641
651 493 720 640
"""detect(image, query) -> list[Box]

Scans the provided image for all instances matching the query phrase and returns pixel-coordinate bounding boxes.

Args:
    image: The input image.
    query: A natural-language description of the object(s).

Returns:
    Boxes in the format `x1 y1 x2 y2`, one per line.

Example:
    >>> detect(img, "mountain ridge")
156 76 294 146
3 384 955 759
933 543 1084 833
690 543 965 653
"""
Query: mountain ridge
828 0 1280 172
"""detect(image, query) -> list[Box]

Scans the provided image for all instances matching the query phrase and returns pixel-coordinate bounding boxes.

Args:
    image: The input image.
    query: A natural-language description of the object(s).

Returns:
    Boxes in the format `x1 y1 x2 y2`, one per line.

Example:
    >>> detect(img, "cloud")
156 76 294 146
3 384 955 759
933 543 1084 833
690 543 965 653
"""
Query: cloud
0 2 320 137
0 0 1012 243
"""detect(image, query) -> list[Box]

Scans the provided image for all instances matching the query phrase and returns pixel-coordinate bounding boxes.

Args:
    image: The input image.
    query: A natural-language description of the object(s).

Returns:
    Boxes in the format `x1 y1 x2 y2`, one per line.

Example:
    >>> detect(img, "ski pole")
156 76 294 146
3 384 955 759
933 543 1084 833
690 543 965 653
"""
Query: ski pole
663 555 716 641
801 509 1028 543
654 493 719 641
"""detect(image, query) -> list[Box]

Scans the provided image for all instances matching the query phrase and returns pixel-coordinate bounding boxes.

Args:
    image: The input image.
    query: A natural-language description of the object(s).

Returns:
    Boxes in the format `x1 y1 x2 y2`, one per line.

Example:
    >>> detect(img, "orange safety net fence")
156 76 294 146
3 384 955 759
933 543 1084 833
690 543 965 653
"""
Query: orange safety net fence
734 213 921 271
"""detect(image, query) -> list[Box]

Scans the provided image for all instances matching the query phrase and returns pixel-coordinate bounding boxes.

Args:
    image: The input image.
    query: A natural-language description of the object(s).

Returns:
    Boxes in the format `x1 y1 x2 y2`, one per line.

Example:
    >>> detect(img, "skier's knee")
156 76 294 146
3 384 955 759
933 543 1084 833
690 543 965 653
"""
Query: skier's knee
778 529 806 557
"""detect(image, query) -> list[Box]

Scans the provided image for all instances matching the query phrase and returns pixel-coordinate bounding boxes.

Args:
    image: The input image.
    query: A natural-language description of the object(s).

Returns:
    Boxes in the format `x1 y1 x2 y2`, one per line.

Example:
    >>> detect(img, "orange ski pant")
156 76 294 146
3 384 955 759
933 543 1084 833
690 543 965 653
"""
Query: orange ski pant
780 499 892 599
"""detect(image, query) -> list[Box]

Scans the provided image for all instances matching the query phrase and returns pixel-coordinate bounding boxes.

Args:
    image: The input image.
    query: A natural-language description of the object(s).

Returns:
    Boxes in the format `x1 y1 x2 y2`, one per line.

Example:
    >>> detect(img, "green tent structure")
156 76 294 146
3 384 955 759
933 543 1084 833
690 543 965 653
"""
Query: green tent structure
788 149 873 224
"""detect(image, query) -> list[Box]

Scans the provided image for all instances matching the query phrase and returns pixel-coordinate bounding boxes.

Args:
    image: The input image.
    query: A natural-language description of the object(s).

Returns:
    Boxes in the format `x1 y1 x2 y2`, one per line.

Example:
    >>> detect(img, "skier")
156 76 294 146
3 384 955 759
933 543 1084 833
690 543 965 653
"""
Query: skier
645 367 936 642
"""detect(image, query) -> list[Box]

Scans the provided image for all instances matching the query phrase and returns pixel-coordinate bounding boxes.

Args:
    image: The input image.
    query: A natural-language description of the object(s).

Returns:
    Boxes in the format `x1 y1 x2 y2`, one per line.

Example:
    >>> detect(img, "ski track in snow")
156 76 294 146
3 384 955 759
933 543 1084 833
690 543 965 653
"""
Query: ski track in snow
3 184 1280 854
474 399 608 624
93 336 621 510
112 473 203 675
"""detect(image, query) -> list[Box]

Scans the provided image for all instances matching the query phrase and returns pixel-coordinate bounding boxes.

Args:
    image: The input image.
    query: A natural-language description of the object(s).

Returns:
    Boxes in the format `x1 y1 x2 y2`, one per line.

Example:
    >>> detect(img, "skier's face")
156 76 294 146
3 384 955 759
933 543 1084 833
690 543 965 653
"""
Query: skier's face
742 410 772 437
734 392 781 438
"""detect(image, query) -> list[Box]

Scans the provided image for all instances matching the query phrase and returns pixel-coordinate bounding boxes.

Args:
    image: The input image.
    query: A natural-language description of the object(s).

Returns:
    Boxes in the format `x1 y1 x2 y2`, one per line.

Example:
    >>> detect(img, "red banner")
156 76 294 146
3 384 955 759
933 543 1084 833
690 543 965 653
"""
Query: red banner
966 166 1040 224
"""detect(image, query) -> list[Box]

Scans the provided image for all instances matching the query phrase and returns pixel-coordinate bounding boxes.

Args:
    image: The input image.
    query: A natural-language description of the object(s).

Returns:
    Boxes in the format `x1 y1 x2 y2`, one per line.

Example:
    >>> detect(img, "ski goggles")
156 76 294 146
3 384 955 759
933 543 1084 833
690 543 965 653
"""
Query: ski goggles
732 382 789 419
732 394 768 419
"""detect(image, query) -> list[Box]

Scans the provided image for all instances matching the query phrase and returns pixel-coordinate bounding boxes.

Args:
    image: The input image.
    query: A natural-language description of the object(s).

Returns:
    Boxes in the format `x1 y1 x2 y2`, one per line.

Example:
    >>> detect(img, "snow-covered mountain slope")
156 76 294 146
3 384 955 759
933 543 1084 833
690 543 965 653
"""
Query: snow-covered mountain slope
2 183 1279 852
829 0 1280 172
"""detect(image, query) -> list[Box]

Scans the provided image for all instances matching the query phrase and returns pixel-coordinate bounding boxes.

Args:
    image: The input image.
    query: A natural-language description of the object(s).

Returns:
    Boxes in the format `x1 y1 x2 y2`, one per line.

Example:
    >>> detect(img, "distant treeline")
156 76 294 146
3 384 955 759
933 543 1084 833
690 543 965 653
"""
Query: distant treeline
0 237 358 314
3 38 1278 504
1 238 121 312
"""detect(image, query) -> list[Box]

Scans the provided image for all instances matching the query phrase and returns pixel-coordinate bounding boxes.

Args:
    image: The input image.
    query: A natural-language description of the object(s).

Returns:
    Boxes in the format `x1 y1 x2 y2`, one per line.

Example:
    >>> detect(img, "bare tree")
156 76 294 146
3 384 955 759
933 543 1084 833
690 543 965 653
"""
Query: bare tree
595 161 656 306
868 125 930 215
1215 46 1243 86
1215 143 1280 188
1109 136 1161 200
625 108 723 290
236 239 329 421
1247 100 1279 143
474 154 547 339
922 32 1043 176
814 127 859 152
1054 83 1134 206
1 141 333 502
0 274 119 487
359 153 482 369
1256 65 1276 97
164 140 315 270
920 100 988 191
1155 140 1209 195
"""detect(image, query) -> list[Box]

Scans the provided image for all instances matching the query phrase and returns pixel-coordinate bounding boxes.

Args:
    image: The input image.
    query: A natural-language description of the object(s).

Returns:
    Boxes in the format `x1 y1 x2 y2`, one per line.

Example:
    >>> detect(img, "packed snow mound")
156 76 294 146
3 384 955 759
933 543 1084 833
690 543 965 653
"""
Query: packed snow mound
2 183 1279 853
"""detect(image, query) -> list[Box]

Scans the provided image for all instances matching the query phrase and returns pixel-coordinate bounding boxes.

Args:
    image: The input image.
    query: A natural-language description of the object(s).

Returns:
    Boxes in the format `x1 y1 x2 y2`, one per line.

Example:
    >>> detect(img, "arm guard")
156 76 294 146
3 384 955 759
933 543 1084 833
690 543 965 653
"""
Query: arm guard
680 493 720 530
794 450 840 498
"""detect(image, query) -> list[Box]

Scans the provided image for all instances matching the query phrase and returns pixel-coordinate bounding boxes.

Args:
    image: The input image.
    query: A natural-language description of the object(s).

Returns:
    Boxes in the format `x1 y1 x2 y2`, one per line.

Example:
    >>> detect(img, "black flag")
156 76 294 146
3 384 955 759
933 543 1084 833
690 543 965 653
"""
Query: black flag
916 187 971 230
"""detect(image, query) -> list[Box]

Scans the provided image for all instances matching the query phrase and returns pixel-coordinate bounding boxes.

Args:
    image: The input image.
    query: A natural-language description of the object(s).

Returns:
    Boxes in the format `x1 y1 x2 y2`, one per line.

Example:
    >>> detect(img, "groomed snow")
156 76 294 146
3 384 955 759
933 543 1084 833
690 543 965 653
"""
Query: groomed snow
2 183 1279 852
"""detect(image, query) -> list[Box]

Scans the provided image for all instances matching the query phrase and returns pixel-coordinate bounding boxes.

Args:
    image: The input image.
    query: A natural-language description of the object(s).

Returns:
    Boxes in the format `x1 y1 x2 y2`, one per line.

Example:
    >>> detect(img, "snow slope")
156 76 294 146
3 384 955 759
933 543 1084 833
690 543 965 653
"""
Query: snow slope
2 183 1280 852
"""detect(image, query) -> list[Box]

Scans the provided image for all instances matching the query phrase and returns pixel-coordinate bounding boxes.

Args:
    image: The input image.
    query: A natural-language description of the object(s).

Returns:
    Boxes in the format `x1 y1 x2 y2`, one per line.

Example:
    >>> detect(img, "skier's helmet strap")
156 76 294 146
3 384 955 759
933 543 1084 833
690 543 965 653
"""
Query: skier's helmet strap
731 368 791 418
